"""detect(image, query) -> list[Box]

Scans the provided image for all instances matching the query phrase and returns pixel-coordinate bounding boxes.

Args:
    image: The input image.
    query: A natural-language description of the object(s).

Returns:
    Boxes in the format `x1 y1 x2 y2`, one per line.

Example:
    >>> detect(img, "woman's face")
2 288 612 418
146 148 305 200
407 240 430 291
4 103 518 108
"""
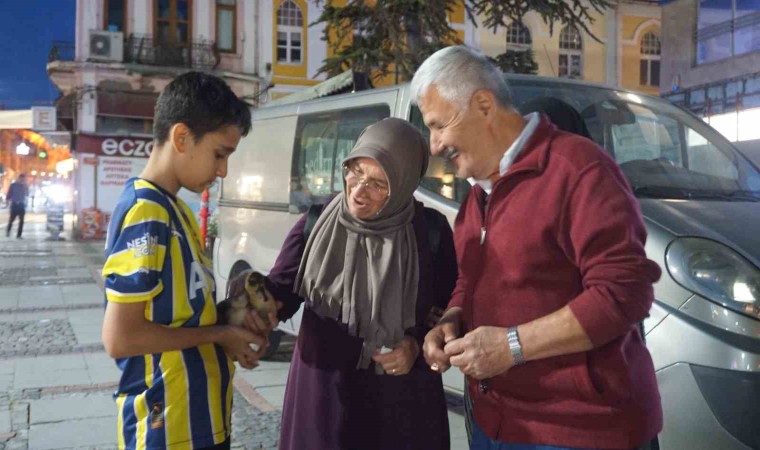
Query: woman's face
343 157 390 220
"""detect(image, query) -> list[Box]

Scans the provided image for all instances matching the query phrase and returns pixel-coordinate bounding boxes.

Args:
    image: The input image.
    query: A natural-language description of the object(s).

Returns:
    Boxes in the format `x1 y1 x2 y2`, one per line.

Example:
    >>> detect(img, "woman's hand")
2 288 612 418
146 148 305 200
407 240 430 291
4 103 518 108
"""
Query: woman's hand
371 336 419 376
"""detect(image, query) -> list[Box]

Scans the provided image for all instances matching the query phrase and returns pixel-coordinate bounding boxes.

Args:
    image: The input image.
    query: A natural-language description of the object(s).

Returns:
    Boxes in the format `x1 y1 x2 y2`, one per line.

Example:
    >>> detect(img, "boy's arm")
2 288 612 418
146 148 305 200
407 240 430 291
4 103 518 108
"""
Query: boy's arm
102 198 264 368
102 301 266 367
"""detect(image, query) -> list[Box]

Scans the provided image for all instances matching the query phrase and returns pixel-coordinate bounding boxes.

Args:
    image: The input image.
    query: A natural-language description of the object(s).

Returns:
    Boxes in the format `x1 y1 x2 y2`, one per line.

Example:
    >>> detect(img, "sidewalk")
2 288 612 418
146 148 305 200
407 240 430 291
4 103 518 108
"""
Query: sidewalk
0 211 467 450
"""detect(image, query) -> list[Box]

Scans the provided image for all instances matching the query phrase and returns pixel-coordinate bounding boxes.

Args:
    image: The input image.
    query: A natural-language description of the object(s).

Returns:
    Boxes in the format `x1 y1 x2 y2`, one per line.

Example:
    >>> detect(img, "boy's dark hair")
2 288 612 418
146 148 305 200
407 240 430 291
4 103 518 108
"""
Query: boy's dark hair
153 72 251 145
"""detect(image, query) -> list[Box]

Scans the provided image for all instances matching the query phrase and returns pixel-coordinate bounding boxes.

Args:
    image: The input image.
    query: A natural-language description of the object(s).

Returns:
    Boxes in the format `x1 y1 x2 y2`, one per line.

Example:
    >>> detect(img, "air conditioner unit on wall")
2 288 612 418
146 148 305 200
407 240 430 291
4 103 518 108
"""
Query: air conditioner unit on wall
89 30 124 62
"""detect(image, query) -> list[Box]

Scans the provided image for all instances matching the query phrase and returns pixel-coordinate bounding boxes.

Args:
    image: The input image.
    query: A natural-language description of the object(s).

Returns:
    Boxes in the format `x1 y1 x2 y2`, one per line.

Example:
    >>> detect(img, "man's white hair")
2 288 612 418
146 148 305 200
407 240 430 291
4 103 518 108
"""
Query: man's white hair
410 45 513 110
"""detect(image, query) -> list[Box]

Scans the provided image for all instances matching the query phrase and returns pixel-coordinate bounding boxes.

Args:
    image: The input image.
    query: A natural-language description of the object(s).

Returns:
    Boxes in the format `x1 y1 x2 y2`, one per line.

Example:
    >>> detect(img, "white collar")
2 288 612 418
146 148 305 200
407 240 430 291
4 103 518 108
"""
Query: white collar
468 112 541 194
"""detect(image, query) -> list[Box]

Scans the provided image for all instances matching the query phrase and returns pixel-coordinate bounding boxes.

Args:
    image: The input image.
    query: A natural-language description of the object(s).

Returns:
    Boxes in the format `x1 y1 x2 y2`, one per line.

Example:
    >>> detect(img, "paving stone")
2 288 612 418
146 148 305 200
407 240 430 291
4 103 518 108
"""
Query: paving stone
0 320 77 358
30 395 113 424
0 411 10 434
28 416 114 450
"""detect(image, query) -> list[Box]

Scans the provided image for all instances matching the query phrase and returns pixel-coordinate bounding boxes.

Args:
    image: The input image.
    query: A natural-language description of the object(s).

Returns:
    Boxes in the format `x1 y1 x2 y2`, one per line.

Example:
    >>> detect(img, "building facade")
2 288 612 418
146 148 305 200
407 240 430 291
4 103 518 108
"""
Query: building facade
660 0 760 146
47 0 666 235
260 0 479 99
48 0 269 236
475 0 662 95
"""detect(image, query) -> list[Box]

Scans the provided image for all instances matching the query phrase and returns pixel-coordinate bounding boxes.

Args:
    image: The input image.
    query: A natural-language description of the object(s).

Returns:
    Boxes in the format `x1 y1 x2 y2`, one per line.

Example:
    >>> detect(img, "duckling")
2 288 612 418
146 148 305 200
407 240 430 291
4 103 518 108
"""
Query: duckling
223 271 277 326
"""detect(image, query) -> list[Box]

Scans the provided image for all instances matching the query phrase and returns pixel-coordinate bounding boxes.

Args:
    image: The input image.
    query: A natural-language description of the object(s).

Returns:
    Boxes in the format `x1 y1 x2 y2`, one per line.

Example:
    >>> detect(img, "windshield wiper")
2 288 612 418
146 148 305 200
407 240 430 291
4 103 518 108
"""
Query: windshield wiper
631 185 693 199
631 186 760 202
719 190 760 202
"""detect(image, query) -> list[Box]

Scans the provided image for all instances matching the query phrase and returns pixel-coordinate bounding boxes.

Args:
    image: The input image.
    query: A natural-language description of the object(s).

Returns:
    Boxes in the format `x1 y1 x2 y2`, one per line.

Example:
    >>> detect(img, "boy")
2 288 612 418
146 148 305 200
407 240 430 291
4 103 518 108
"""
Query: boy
101 72 266 450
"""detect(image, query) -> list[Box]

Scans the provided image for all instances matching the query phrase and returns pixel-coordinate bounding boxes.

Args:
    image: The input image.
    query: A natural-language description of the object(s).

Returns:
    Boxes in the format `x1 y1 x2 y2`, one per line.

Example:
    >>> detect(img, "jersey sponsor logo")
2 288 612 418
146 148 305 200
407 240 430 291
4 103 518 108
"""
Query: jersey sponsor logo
149 402 164 429
127 232 160 258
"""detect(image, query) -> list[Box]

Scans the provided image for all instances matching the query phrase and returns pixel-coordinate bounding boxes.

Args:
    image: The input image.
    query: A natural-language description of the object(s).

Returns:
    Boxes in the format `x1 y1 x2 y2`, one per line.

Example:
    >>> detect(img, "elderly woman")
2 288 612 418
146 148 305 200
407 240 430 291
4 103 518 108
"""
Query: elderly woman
260 118 457 450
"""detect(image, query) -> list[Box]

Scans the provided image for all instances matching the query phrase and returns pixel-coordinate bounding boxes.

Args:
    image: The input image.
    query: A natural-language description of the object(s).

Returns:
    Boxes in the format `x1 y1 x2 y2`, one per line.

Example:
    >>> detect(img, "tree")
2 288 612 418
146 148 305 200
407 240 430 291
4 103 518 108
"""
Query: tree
489 49 539 75
313 0 460 83
467 0 614 43
313 0 613 83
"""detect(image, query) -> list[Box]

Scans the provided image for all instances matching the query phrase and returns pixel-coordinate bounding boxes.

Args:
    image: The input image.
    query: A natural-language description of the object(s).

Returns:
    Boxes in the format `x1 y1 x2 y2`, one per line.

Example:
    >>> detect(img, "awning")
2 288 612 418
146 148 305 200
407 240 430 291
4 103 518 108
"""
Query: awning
267 70 356 107
0 110 33 129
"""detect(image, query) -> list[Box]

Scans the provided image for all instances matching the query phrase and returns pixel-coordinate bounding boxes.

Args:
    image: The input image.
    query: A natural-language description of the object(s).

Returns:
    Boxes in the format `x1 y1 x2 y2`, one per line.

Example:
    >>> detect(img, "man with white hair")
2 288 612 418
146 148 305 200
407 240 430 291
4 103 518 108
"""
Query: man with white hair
417 46 662 450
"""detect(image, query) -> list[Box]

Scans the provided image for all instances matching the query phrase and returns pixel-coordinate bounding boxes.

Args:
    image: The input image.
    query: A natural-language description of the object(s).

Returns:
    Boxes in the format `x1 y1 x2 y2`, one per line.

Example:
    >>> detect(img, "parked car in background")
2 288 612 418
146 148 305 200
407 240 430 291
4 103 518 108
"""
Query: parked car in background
215 74 760 450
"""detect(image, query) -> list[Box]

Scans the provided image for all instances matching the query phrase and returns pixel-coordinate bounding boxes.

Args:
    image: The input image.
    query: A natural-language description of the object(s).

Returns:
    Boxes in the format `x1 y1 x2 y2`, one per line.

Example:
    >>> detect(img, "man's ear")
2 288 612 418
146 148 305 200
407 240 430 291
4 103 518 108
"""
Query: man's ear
471 89 496 120
170 123 191 154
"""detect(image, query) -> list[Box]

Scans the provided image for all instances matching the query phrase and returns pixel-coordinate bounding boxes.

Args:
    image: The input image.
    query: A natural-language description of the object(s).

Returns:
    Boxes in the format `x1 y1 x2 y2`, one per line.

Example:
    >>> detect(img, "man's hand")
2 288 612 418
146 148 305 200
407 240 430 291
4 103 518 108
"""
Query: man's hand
216 325 268 370
423 307 462 373
445 326 513 380
371 336 419 376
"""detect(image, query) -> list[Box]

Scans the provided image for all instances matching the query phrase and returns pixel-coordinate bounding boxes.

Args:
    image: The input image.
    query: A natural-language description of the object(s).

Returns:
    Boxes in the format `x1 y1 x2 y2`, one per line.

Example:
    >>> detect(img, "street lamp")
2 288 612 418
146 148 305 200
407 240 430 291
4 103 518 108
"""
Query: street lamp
15 143 31 156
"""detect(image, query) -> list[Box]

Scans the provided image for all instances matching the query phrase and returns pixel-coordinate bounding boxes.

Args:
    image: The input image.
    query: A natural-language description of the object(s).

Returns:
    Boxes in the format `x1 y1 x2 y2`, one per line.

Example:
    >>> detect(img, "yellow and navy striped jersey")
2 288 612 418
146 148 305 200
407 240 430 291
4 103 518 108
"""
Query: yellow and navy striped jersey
102 178 234 450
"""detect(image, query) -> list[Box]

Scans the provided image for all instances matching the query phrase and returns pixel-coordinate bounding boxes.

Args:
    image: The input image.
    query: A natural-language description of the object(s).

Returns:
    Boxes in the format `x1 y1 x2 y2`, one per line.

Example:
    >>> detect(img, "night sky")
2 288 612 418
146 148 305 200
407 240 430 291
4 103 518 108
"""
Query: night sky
0 0 75 110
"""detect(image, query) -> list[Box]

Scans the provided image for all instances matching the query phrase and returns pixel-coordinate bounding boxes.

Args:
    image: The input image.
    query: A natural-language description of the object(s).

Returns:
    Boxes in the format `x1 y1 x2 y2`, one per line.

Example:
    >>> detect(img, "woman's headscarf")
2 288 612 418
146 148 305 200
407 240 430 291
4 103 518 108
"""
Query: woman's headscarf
294 118 430 369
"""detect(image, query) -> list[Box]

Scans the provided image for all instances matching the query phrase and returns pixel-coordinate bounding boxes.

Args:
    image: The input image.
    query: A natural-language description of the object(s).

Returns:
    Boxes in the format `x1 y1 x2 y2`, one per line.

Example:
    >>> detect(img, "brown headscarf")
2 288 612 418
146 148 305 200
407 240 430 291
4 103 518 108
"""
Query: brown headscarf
294 118 430 369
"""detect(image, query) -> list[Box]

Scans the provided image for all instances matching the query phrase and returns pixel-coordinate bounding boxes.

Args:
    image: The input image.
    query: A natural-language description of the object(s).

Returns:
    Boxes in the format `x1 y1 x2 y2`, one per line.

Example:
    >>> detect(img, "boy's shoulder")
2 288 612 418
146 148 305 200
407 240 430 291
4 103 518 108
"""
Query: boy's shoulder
115 178 173 214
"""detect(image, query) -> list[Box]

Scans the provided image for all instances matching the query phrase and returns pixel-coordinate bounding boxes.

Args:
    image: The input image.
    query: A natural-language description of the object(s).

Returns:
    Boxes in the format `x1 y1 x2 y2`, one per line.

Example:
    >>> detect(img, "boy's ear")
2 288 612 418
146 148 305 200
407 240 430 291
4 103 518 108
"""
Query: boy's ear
170 123 191 154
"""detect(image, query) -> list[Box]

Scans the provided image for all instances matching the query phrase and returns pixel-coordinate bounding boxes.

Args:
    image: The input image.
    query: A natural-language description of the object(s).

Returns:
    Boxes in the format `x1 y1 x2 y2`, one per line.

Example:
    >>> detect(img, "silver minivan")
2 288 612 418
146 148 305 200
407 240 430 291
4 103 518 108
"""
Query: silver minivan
215 74 760 450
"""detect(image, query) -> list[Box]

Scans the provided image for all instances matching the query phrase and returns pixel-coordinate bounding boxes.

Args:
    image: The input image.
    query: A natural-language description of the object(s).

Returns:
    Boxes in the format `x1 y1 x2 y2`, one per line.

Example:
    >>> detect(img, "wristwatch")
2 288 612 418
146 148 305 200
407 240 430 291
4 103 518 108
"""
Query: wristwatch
506 326 525 366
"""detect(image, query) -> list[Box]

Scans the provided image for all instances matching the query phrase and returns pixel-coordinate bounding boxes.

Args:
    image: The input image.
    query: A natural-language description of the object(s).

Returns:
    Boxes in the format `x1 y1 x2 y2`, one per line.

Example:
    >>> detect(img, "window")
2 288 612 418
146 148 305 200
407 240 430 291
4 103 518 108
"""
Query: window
216 0 236 53
506 22 532 50
640 31 661 87
104 0 127 32
155 0 191 47
277 0 303 64
558 25 583 79
291 105 390 211
97 116 153 135
697 0 760 64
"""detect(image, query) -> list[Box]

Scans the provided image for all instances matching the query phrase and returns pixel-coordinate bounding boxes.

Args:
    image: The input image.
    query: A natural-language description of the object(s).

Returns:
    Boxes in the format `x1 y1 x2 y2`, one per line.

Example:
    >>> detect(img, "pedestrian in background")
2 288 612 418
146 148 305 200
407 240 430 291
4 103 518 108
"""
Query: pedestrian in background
6 173 28 239
101 72 269 450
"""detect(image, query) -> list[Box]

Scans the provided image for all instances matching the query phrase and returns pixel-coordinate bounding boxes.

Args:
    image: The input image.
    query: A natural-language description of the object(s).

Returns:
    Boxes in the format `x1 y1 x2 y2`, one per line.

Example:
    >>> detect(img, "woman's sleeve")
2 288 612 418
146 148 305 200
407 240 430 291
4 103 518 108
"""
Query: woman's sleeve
405 210 458 347
266 213 309 321
432 219 458 311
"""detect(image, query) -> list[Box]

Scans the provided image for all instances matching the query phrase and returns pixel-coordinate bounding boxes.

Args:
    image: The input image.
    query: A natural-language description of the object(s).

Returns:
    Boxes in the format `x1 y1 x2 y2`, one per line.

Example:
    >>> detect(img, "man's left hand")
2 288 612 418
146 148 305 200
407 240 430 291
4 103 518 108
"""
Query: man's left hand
444 326 514 380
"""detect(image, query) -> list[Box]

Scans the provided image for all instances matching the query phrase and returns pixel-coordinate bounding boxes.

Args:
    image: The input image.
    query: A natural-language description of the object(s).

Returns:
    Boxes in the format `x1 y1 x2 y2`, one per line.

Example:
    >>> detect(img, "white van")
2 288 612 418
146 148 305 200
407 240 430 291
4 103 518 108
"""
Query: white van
215 75 760 450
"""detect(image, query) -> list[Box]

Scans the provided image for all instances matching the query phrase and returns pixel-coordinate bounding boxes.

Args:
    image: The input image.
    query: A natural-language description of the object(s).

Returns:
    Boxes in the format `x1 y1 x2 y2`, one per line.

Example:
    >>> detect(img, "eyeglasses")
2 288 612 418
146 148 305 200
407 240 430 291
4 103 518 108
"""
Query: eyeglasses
342 163 390 197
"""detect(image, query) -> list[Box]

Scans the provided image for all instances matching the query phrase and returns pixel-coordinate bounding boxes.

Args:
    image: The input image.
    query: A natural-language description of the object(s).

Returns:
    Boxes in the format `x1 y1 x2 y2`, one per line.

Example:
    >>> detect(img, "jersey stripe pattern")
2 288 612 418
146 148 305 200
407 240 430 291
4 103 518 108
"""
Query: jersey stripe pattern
103 178 234 450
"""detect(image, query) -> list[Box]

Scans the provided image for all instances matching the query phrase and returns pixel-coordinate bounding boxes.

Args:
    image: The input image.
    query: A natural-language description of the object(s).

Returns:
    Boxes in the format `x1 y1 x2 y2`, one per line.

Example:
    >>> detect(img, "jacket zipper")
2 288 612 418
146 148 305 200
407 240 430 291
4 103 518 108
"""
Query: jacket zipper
480 189 489 245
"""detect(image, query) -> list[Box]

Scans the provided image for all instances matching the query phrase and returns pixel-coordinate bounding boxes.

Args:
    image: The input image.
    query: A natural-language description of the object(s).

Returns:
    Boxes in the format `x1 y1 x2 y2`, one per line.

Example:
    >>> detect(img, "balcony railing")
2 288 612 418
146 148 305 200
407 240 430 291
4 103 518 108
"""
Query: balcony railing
125 34 219 70
48 35 219 71
48 41 75 62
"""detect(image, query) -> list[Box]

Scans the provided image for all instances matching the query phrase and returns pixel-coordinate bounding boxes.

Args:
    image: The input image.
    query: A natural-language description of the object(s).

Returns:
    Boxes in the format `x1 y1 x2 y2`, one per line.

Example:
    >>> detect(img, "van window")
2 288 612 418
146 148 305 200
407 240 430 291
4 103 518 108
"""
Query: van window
291 104 390 212
507 79 760 199
409 105 472 204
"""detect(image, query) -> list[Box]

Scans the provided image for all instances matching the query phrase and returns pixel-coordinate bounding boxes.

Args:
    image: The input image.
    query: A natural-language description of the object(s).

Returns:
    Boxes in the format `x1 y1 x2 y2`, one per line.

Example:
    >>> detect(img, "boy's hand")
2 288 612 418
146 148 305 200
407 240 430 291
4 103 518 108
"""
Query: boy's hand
217 326 268 370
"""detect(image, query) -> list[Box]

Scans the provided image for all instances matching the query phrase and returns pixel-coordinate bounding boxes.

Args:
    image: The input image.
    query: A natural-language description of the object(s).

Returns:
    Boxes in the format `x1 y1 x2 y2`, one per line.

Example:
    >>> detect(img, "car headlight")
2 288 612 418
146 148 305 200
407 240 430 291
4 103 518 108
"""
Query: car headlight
666 237 760 320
